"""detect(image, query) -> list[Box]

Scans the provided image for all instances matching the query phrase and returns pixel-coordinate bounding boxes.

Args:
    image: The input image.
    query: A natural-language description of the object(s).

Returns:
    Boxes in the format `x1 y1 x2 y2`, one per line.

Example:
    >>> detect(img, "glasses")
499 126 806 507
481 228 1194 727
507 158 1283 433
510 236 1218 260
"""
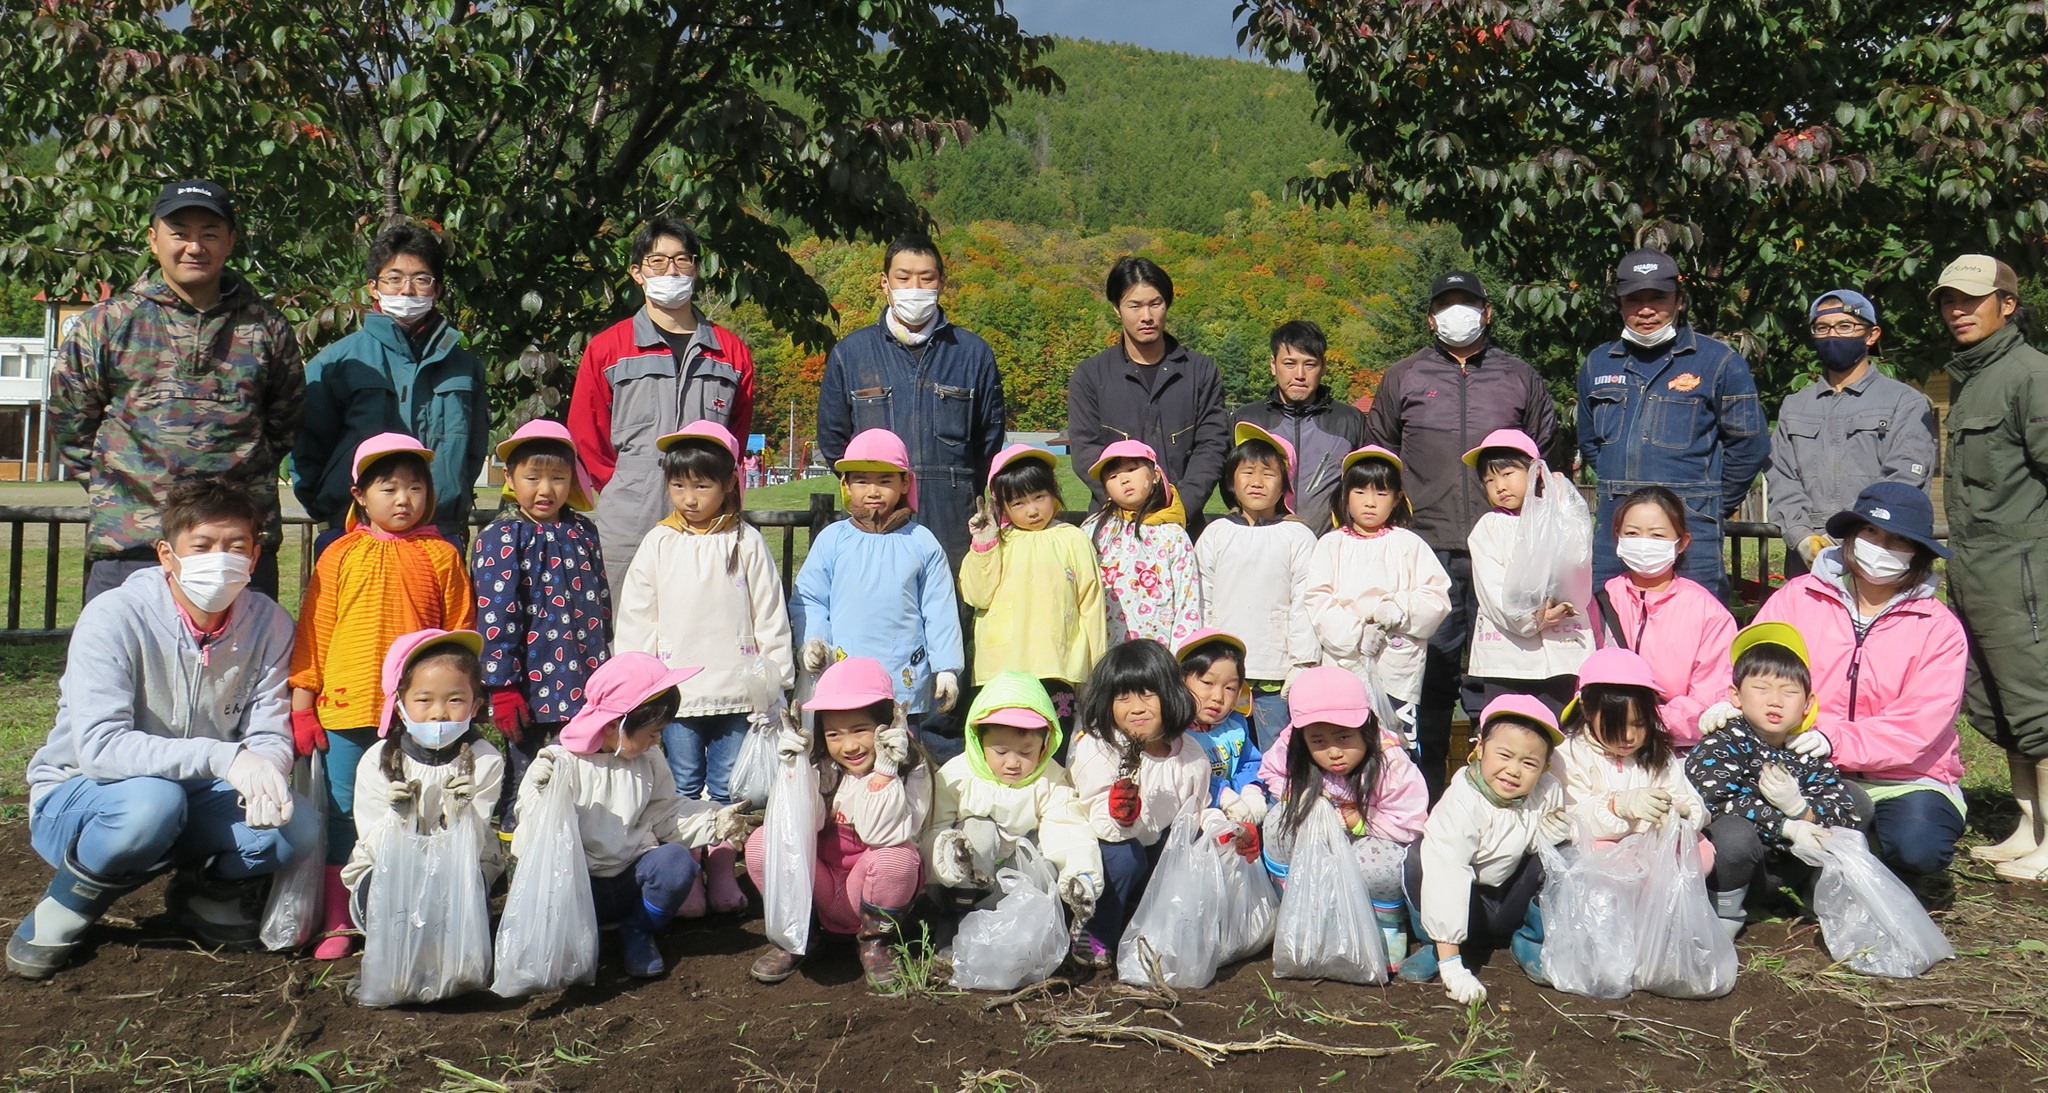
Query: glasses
638 254 697 274
375 273 438 291
1810 320 1870 337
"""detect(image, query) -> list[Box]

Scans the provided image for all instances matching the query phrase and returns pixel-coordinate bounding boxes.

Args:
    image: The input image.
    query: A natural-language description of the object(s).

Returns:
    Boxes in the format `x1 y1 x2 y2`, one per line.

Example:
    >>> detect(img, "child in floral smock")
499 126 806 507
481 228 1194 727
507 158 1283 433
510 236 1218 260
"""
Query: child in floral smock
1081 439 1202 647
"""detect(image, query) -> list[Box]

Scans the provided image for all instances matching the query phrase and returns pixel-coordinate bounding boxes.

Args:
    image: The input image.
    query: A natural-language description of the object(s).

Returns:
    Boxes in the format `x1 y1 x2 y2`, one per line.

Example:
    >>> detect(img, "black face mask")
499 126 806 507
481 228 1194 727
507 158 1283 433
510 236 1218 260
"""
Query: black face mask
1813 335 1869 372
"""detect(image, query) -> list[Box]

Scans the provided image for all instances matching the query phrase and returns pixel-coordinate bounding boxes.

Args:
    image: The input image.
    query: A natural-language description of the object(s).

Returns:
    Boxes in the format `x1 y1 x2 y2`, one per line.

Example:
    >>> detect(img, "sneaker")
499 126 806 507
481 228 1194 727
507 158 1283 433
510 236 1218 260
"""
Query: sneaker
1068 930 1111 968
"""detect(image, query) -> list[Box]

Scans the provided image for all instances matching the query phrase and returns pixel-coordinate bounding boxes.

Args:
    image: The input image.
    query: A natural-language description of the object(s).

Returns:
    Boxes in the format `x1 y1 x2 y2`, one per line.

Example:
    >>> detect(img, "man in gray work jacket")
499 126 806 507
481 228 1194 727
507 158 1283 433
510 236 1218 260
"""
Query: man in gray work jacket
1765 289 1937 577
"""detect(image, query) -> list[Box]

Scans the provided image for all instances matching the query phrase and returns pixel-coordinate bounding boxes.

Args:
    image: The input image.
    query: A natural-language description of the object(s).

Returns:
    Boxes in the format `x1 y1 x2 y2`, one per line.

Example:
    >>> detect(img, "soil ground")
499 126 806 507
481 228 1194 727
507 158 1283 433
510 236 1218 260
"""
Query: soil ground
0 817 2043 1093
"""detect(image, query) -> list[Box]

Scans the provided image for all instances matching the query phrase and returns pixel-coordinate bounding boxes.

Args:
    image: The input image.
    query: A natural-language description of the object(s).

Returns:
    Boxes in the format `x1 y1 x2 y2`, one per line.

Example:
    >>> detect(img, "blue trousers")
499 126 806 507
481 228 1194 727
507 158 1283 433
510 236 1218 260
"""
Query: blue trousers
1868 790 1965 882
324 727 380 864
1084 836 1168 948
31 775 319 880
1250 687 1290 752
663 713 750 803
589 843 700 925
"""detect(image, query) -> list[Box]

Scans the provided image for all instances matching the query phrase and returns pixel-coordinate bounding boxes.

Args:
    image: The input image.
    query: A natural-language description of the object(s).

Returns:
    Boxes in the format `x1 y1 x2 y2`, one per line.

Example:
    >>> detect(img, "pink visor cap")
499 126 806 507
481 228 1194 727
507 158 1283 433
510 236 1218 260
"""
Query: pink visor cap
559 652 702 753
378 628 484 737
348 431 436 529
1560 647 1662 724
1286 665 1378 729
1088 439 1168 485
835 428 919 512
495 419 596 511
1460 427 1541 468
977 705 1050 730
807 656 897 712
1478 692 1564 745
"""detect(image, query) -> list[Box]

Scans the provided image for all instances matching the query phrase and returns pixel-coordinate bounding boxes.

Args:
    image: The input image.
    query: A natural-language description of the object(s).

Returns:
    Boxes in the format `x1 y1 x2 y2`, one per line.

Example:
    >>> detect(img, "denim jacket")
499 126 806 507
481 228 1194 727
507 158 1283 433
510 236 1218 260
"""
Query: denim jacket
1577 326 1769 515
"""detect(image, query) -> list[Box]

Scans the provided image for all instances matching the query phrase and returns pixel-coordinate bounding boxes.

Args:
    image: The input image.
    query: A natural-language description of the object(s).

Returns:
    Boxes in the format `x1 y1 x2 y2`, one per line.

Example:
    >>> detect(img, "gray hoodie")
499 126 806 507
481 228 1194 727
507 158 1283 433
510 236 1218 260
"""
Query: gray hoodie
28 567 296 805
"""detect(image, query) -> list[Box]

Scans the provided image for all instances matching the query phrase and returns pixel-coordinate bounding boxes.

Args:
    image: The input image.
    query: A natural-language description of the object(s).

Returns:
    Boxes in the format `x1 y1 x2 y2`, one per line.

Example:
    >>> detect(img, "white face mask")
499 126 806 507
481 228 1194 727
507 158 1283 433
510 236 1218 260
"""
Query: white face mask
890 287 940 327
643 273 695 308
1620 322 1677 348
377 292 434 323
400 710 470 750
1850 536 1915 584
1615 535 1679 577
1433 304 1485 348
171 550 252 613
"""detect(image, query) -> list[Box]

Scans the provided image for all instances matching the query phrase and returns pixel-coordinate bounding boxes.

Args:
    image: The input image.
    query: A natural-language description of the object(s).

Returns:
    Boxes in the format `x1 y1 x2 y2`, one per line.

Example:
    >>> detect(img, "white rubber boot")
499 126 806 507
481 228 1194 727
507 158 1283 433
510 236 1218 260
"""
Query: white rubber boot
1971 752 2040 863
1994 759 2048 884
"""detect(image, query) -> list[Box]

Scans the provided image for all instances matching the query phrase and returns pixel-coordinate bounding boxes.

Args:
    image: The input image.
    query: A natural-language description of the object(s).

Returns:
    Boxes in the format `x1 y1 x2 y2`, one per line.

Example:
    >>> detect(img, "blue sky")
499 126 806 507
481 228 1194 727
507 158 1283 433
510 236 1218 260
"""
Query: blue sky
1005 0 1252 59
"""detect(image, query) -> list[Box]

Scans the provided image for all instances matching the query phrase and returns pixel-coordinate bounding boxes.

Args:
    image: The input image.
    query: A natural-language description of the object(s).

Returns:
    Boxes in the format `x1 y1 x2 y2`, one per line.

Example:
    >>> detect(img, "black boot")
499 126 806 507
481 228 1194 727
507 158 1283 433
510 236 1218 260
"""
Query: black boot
167 867 267 951
7 852 156 979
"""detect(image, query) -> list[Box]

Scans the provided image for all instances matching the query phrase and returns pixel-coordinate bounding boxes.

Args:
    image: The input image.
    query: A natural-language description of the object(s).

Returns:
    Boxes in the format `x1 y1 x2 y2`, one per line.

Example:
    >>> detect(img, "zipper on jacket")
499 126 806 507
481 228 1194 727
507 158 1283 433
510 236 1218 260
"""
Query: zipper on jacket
2026 555 2041 642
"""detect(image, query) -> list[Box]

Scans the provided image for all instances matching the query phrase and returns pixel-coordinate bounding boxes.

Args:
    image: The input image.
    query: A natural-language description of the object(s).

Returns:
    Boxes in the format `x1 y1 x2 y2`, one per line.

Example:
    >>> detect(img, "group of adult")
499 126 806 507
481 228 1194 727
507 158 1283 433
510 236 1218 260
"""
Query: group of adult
17 180 2048 973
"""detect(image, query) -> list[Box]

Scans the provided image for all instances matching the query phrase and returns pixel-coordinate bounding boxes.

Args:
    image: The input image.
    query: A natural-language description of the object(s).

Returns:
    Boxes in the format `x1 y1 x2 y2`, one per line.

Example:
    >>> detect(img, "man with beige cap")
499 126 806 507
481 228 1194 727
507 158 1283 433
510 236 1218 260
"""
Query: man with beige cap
1931 253 2048 883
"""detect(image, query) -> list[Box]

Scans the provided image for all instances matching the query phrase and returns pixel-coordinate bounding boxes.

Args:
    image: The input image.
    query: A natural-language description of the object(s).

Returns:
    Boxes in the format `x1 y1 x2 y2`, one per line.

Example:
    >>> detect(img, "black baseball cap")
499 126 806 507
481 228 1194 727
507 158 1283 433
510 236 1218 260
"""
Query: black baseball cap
1614 247 1680 295
1429 271 1488 303
151 180 236 228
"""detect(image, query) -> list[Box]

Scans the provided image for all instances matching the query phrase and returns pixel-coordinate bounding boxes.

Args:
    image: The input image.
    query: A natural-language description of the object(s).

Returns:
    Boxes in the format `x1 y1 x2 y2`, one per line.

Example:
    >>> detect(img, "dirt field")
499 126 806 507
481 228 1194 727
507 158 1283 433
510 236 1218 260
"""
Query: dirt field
0 817 2043 1093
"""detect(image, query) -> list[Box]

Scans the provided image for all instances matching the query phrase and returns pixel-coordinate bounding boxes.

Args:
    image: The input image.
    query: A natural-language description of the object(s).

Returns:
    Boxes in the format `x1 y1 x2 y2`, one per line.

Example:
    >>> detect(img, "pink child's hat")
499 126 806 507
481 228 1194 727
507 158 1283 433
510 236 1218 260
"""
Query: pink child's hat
1232 422 1296 513
1286 665 1377 730
655 419 744 501
496 419 596 512
1560 647 1662 724
1461 427 1541 467
834 428 919 512
559 652 703 754
378 628 484 738
346 431 436 530
1478 693 1564 745
1088 439 1169 485
807 656 896 712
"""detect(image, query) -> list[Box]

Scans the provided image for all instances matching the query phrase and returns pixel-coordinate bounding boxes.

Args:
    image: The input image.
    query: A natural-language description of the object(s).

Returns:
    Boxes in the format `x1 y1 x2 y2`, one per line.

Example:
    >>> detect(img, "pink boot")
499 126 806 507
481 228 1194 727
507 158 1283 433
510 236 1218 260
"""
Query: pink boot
677 851 709 920
312 866 356 960
706 842 747 913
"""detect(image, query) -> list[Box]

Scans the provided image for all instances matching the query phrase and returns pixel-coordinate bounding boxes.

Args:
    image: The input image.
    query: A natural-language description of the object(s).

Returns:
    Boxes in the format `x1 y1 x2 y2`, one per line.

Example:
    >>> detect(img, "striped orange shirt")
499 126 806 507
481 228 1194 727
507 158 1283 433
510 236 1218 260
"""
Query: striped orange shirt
289 529 475 730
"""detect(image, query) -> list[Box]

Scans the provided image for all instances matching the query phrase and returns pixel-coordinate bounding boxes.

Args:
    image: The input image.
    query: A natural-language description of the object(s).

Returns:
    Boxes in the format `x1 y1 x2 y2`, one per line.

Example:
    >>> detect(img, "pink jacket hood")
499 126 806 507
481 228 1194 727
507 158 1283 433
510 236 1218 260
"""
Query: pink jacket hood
1751 558 1967 786
1599 574 1737 748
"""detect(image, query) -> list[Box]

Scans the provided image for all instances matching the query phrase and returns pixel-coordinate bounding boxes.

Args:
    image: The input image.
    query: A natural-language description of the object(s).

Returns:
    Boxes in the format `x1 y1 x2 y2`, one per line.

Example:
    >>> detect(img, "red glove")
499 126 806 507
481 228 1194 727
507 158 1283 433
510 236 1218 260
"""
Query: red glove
490 688 530 743
291 708 327 755
1221 822 1261 862
1107 778 1142 827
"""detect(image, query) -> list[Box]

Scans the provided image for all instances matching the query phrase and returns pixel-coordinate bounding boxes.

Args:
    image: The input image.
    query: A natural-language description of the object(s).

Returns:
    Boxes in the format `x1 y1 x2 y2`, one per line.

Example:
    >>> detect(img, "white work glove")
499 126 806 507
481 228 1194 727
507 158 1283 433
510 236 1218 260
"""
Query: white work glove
873 709 911 776
439 771 474 825
1219 785 1270 827
933 670 960 714
967 495 999 549
1058 871 1102 915
713 801 763 843
1372 599 1405 631
776 707 810 764
930 829 977 888
1439 955 1487 1004
1358 623 1389 659
1611 787 1673 825
1781 818 1828 865
226 749 293 830
527 749 558 792
799 639 834 674
388 777 419 814
1757 763 1810 819
1697 701 1740 737
1787 728 1832 759
1537 806 1572 846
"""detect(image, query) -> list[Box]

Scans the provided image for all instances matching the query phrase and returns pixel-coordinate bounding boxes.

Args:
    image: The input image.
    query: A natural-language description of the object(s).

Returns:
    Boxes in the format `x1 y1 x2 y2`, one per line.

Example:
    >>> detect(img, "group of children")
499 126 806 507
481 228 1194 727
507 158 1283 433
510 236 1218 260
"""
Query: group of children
279 405 1906 1003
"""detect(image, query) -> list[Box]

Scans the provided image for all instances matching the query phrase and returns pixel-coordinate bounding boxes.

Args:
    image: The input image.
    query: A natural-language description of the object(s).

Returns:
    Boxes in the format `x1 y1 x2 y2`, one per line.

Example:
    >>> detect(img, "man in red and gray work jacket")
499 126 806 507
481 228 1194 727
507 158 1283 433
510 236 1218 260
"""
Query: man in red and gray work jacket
1361 271 1560 802
567 216 755 590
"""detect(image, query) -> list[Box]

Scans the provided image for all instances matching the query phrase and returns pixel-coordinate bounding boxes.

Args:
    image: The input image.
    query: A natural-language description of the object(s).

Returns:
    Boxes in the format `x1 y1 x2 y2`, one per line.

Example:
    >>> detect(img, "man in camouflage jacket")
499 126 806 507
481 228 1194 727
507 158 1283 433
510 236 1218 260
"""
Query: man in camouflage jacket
50 180 302 602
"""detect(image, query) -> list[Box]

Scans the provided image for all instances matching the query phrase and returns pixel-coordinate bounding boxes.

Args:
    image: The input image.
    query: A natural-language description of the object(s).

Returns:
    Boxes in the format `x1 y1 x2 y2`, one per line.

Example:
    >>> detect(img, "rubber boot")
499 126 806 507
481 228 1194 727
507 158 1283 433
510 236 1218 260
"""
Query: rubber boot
6 852 155 979
1710 887 1747 940
1510 902 1547 986
1995 758 2048 884
312 866 355 959
749 942 803 984
1373 899 1409 974
705 842 748 914
618 900 672 978
1396 902 1439 982
677 853 709 920
171 866 269 952
857 902 908 991
1973 753 2041 863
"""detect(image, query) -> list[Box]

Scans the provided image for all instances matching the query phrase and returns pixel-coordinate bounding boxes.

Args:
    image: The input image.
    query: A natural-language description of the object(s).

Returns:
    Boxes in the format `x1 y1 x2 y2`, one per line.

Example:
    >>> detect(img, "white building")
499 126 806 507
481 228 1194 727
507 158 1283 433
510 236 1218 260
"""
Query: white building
0 334 50 482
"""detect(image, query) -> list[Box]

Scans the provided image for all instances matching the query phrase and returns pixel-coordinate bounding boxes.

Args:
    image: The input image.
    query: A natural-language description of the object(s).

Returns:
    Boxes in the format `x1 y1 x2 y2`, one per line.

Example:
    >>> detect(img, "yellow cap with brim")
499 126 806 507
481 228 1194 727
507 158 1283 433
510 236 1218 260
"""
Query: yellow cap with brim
1729 621 1820 733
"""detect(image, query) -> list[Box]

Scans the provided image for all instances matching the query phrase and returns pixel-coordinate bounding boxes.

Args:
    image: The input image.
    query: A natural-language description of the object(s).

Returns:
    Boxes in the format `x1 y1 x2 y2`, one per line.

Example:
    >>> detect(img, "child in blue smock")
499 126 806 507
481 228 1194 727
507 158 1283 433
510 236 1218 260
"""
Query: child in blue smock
1177 630 1266 826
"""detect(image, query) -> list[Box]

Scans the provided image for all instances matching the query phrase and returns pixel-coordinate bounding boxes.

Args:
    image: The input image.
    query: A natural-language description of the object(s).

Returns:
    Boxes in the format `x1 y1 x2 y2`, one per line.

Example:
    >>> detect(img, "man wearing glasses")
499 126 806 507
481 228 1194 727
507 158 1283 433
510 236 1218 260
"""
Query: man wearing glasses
294 222 489 545
1765 290 1937 576
568 216 756 590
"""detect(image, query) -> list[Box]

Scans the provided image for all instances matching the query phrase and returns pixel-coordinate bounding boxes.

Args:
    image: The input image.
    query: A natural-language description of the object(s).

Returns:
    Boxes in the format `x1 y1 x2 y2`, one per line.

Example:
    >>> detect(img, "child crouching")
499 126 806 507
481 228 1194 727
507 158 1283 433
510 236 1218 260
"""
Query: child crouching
747 657 932 991
517 653 756 979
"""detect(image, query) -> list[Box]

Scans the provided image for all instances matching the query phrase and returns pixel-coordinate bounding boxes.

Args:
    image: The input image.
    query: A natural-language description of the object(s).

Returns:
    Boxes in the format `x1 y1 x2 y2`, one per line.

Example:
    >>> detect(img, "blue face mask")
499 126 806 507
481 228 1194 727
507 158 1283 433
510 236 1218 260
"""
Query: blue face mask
400 710 469 749
1813 335 1868 372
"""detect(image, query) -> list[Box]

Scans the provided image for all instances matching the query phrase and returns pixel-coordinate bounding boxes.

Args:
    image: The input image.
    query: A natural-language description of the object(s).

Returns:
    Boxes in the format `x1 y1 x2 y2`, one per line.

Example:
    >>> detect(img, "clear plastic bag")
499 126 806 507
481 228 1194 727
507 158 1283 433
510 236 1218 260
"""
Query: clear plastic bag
259 751 326 951
356 813 493 1007
1805 828 1954 978
1631 822 1738 999
1272 799 1388 984
763 752 822 955
727 714 778 808
1503 463 1593 621
738 642 784 720
1117 815 1224 989
1535 827 1648 1000
490 771 599 997
1213 837 1279 966
951 842 1067 991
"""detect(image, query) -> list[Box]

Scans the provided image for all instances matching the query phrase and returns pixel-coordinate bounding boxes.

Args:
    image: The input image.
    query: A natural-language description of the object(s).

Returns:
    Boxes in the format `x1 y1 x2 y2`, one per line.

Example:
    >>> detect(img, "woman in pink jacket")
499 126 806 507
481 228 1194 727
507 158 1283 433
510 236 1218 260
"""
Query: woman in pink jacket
1750 483 1967 902
1597 486 1736 748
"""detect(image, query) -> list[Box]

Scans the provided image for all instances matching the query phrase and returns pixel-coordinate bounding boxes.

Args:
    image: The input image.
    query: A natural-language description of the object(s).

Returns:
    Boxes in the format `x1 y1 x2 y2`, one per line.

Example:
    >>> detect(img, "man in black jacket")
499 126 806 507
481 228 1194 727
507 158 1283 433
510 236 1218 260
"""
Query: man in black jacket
1362 271 1561 801
1230 320 1367 524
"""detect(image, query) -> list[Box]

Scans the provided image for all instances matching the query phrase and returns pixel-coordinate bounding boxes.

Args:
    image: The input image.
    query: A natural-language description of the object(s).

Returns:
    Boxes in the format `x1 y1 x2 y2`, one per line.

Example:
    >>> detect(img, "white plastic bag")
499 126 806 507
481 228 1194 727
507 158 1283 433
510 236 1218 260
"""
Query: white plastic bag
259 751 326 951
1805 828 1954 978
1535 827 1647 1000
1272 799 1387 984
356 814 493 1007
763 752 822 955
951 843 1067 991
1631 822 1738 999
490 771 599 997
1213 838 1279 965
1117 815 1224 989
727 715 778 808
1502 463 1592 621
